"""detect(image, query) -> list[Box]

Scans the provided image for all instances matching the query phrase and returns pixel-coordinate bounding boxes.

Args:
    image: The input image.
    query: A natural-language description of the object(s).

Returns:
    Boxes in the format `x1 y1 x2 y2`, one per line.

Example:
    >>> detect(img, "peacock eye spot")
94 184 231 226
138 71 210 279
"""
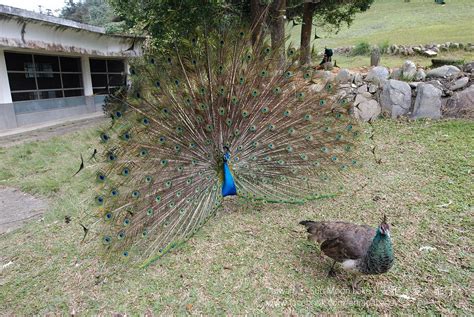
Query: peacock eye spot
103 236 111 244
155 81 161 88
115 111 122 118
122 251 129 257
149 58 155 64
100 133 109 142
105 213 112 219
142 118 149 125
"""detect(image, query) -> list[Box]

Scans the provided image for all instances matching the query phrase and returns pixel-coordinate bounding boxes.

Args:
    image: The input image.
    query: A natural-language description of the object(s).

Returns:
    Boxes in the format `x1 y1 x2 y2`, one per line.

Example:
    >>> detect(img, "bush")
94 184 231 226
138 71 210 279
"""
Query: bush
351 41 371 55
378 40 390 54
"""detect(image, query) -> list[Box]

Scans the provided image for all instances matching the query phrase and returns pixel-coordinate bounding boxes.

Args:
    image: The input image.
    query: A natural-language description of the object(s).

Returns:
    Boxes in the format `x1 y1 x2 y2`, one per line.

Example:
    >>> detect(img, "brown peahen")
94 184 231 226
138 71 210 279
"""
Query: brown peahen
300 216 394 289
81 25 361 266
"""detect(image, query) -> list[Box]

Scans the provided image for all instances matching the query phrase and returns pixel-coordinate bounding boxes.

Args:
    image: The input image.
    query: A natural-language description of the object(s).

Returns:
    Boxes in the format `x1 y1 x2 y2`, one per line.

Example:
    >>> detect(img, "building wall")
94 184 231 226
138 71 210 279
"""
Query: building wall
0 9 140 131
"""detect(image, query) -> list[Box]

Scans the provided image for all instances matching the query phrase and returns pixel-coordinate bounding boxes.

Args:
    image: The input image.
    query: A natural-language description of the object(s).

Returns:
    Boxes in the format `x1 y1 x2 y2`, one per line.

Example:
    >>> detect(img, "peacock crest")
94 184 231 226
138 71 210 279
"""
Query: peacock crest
83 28 360 266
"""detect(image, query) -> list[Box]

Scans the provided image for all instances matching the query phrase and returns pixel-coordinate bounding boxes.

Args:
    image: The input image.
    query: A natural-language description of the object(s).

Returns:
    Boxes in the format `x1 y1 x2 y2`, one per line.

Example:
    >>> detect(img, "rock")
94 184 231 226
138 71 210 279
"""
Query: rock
354 98 381 122
414 69 426 81
423 50 437 57
401 60 417 80
391 68 402 80
412 83 442 119
335 68 351 83
323 62 334 71
442 86 474 119
426 65 461 78
314 70 335 82
353 73 364 86
413 46 422 53
463 62 474 73
366 66 389 84
407 47 415 56
380 79 412 118
409 82 422 89
368 83 378 93
449 77 469 91
357 84 368 94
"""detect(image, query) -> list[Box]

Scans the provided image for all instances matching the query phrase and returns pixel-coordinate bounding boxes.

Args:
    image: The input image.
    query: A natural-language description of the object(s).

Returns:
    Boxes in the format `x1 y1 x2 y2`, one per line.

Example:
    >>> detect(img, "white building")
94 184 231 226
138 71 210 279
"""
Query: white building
0 5 143 131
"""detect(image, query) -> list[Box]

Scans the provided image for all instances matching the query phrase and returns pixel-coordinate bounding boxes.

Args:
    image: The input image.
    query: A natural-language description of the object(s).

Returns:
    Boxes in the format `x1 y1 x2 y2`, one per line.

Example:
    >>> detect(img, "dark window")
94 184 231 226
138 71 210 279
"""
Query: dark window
5 52 84 101
90 58 126 95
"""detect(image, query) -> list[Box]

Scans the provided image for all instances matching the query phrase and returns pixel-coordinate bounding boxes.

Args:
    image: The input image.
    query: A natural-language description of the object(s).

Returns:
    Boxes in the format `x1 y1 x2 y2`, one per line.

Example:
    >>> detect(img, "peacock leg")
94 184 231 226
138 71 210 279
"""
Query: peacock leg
327 260 337 277
350 275 363 292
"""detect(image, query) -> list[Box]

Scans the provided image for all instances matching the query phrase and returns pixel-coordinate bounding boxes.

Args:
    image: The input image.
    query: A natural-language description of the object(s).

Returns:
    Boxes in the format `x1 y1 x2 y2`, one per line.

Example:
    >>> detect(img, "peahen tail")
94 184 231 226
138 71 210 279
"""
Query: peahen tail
82 27 360 265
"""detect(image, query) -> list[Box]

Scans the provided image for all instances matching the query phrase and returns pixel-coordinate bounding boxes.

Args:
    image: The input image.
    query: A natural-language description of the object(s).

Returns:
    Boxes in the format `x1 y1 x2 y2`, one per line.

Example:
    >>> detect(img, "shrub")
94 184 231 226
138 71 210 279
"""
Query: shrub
351 41 371 55
378 40 390 54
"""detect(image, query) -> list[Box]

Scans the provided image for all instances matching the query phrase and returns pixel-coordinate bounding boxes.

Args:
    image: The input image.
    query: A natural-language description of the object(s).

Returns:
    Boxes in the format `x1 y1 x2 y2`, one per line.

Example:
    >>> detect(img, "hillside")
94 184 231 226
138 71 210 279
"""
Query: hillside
288 0 474 49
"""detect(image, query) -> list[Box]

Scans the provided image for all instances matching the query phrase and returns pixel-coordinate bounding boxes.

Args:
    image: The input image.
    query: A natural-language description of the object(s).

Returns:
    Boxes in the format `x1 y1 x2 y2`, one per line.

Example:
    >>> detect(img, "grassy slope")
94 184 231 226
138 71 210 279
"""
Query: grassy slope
288 0 474 49
0 119 473 315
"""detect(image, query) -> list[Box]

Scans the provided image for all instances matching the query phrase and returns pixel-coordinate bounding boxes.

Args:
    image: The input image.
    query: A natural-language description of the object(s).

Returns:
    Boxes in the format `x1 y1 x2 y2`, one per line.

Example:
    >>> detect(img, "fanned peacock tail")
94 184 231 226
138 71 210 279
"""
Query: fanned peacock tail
83 28 360 265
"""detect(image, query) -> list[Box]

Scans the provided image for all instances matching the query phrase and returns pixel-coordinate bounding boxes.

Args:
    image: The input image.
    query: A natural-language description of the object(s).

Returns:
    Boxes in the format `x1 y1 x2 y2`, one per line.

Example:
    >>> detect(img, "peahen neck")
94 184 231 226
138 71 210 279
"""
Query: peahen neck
360 228 394 274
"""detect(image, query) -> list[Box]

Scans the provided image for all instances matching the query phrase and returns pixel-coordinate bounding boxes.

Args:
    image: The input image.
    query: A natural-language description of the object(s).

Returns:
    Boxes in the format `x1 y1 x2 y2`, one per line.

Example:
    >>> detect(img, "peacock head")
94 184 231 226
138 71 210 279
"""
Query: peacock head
223 146 231 163
378 215 390 237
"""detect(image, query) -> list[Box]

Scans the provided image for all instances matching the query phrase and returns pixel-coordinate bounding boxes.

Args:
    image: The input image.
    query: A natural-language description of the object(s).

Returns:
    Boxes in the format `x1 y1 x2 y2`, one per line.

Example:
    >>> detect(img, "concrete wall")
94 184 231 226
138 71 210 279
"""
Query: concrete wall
0 6 139 131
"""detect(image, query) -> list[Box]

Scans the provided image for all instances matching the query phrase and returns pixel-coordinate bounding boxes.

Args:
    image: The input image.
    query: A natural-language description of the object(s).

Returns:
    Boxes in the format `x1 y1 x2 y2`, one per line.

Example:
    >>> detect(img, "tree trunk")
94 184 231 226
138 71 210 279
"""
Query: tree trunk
269 0 286 66
250 0 265 46
300 2 315 65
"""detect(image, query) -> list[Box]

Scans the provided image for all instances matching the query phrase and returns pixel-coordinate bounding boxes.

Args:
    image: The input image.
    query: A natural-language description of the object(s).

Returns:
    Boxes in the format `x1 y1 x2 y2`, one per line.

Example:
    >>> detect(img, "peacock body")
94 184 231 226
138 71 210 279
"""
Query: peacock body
299 218 394 276
84 28 360 265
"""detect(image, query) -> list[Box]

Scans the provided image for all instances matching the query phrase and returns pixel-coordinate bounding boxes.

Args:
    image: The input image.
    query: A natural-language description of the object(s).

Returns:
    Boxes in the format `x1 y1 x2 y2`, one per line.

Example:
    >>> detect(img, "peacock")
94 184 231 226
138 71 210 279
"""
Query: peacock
299 216 394 289
81 26 361 266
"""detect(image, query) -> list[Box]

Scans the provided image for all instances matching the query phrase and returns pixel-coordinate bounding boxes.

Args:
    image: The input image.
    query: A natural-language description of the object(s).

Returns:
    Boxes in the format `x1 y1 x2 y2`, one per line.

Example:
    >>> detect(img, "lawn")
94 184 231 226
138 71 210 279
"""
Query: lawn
288 0 474 49
0 119 472 315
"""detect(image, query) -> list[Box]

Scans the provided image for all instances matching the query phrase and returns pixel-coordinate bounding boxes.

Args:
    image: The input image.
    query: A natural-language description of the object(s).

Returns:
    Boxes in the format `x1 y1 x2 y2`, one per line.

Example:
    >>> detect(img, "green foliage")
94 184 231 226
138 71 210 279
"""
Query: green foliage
287 0 375 33
378 40 390 54
351 40 370 55
59 0 127 34
107 0 246 50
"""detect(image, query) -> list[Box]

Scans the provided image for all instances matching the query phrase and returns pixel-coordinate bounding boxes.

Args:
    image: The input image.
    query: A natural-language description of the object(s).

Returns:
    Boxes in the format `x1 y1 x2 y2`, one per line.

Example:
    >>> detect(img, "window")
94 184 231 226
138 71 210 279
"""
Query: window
90 58 126 95
4 52 83 102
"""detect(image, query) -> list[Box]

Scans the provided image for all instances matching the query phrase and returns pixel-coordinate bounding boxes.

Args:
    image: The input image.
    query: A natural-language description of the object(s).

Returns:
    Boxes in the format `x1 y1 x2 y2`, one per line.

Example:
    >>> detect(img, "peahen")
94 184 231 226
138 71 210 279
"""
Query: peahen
83 27 360 266
299 216 394 289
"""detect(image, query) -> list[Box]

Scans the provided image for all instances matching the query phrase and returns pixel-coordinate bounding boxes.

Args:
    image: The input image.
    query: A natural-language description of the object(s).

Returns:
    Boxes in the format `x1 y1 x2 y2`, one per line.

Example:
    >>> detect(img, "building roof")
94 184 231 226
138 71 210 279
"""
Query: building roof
0 4 143 39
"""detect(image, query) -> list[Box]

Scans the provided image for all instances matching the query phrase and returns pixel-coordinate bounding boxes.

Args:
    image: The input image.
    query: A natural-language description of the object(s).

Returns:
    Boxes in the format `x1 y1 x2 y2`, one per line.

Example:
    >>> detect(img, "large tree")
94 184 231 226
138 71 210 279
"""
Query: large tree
287 0 374 65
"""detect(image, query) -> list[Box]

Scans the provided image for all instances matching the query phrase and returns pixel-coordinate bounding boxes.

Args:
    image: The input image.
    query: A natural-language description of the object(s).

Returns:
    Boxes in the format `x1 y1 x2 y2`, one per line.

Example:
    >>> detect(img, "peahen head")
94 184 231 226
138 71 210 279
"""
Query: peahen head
378 215 390 237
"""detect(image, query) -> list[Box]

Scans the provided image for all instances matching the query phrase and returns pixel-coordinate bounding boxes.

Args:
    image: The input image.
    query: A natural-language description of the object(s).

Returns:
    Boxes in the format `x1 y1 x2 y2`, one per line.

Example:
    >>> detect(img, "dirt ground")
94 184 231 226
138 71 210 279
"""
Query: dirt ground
0 115 107 148
0 187 49 234
0 116 106 233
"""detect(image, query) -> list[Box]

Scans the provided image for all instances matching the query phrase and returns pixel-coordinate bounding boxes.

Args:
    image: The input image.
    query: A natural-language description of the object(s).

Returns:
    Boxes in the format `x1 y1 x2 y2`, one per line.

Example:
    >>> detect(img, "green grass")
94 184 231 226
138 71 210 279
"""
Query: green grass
288 0 474 49
0 119 473 314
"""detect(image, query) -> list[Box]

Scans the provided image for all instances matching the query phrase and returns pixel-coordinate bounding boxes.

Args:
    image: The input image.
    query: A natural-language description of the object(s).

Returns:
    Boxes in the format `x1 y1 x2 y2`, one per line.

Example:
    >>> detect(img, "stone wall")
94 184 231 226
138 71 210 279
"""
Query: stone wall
331 42 474 58
323 61 474 121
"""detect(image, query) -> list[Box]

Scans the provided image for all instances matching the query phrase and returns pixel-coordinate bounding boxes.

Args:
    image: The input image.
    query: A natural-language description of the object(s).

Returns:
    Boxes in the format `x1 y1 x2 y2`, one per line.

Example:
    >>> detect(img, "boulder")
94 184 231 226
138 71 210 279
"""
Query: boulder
409 82 422 89
449 77 469 91
335 68 351 83
366 66 389 84
353 97 381 122
414 69 426 81
380 79 412 118
353 73 364 86
463 62 474 73
412 83 442 119
357 84 368 94
442 86 474 119
391 68 402 80
423 50 437 57
426 65 461 78
368 83 378 93
401 60 417 80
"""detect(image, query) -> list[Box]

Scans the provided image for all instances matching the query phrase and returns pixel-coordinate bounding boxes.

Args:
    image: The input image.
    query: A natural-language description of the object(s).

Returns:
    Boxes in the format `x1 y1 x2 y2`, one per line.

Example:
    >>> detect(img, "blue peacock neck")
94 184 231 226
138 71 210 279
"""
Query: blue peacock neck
222 149 237 197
